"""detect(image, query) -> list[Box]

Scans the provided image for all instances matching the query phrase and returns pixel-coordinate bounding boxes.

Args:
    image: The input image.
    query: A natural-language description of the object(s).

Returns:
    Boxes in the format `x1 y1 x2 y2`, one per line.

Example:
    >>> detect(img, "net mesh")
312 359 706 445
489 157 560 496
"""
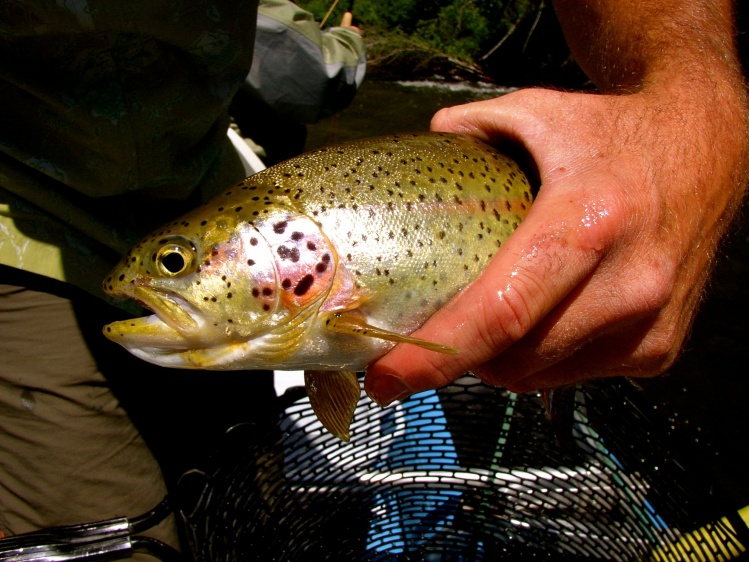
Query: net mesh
177 376 748 561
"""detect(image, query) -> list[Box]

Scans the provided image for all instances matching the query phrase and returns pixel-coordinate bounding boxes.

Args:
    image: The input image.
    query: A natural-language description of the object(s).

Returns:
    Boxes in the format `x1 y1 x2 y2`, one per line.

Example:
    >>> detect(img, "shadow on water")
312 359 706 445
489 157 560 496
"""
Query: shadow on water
306 80 749 509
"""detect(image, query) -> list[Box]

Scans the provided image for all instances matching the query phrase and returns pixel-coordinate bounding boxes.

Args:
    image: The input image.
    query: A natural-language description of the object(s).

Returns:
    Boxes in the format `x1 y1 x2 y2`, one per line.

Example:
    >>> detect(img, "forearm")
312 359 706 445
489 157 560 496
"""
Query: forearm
551 0 744 92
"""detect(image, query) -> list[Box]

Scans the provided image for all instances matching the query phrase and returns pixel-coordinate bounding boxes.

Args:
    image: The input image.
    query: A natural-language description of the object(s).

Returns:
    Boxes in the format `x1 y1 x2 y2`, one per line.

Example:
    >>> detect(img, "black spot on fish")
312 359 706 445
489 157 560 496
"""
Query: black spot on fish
247 259 255 266
273 221 288 234
262 287 273 296
277 246 300 263
252 288 260 297
250 238 258 246
282 279 292 290
294 275 315 296
291 231 304 241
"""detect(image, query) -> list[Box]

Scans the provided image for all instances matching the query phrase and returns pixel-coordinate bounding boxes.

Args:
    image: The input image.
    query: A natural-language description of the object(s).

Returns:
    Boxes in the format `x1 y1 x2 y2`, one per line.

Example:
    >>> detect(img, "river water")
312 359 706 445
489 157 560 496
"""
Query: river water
306 80 749 508
306 79 513 148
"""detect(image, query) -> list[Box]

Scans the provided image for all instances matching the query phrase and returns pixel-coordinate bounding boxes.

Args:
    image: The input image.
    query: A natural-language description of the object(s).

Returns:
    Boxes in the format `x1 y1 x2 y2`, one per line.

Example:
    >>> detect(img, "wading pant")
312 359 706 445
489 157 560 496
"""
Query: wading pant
0 280 179 558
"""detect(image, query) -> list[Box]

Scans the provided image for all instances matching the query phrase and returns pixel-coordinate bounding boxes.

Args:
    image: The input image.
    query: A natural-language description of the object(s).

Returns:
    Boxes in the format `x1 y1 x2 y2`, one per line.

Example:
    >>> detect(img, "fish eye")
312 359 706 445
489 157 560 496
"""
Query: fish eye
154 238 197 277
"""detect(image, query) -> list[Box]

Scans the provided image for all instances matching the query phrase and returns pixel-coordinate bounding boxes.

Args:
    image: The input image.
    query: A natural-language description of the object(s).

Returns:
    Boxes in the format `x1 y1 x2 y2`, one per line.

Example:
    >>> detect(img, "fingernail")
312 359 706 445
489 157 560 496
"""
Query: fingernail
366 374 412 407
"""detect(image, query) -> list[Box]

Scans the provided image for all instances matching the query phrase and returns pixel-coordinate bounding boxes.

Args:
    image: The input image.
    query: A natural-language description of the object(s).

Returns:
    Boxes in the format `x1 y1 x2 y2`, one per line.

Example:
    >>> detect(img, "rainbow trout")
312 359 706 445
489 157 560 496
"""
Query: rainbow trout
103 132 534 440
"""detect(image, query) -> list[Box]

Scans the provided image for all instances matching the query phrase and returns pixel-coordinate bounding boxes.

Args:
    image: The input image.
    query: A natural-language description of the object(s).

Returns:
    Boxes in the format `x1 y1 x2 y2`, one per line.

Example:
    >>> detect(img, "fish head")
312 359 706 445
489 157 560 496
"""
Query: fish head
102 193 338 369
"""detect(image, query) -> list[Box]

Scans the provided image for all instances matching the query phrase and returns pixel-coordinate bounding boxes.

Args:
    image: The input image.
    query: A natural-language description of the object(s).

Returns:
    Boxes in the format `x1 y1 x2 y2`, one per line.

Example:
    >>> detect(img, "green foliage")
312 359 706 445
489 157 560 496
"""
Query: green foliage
297 0 544 66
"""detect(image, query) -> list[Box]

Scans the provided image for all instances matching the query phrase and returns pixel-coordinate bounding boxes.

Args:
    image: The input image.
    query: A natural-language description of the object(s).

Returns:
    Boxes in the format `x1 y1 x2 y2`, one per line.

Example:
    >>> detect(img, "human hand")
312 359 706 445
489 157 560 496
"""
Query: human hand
339 12 361 34
365 84 748 406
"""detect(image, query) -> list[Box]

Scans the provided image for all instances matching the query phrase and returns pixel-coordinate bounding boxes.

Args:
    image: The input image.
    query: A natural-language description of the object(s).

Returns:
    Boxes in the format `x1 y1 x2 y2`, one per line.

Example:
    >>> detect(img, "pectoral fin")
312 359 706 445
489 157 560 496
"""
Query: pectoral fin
324 311 460 355
304 370 361 442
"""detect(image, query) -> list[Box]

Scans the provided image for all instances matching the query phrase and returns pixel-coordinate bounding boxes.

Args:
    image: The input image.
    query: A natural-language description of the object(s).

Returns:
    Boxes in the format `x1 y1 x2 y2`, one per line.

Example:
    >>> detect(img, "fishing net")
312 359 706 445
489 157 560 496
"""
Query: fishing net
177 376 749 561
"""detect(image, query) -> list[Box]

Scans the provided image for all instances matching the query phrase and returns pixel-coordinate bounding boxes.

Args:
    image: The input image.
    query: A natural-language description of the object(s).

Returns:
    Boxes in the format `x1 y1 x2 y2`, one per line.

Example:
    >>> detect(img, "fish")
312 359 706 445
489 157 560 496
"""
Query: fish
102 132 534 441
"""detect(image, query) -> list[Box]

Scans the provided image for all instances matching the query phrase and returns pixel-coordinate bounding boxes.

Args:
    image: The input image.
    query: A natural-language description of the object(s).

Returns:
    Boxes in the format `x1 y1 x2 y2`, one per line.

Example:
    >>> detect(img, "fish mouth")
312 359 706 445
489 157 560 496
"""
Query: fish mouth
103 286 203 351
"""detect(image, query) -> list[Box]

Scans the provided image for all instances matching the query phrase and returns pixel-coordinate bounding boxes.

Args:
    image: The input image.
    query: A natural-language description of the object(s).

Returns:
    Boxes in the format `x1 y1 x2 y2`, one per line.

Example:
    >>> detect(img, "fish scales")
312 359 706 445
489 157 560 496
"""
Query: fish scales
260 133 531 330
102 132 534 439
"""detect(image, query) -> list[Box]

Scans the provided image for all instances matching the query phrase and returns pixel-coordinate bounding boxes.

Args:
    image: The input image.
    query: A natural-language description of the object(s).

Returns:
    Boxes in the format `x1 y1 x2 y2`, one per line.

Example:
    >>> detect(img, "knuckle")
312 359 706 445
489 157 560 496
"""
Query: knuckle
634 325 682 375
480 272 539 350
419 355 463 390
568 189 630 255
627 260 677 317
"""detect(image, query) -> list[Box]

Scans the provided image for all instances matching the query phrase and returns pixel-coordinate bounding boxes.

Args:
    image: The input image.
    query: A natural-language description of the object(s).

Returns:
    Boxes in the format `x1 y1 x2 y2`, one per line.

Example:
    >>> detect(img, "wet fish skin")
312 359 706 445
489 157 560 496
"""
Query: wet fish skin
102 132 534 440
